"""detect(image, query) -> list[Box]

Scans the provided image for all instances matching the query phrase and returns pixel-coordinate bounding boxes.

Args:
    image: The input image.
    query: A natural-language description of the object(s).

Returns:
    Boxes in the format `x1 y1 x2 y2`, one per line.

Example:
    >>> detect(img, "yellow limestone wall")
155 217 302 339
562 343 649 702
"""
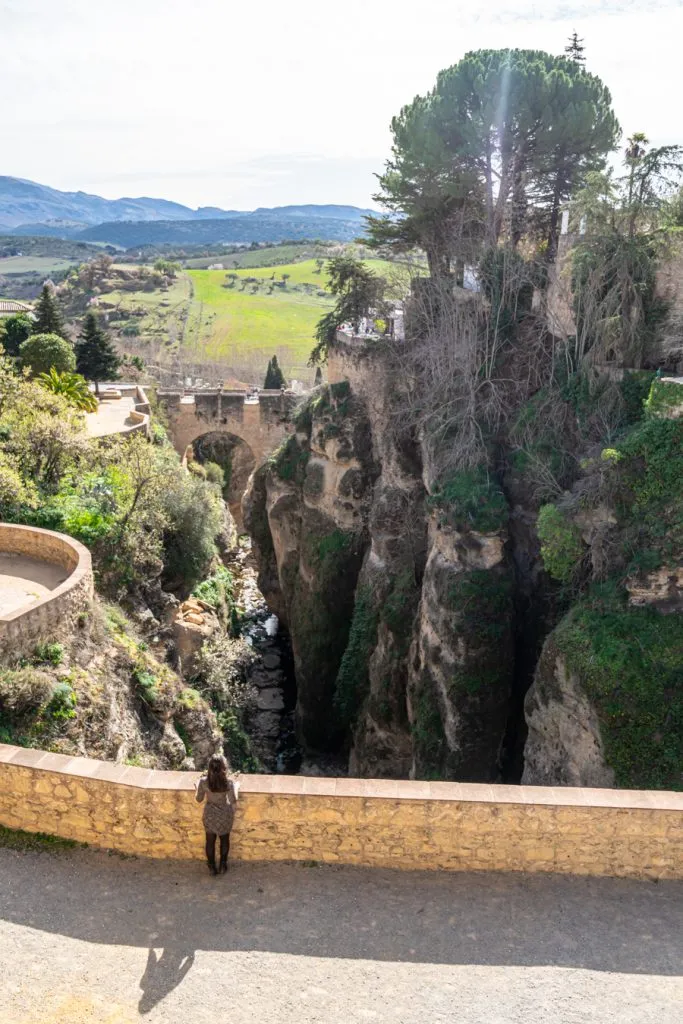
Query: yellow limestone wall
0 744 681 878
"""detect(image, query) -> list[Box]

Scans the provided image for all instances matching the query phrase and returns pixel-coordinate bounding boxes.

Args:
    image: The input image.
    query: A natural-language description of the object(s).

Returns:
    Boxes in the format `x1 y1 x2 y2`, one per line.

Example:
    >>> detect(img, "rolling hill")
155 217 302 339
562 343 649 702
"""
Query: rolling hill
0 177 375 246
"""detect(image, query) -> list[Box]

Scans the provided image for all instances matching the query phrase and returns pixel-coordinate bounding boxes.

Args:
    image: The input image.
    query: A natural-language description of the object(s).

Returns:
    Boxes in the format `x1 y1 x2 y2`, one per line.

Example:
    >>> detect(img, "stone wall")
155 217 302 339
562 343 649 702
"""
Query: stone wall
0 744 680 879
0 525 93 658
156 390 295 465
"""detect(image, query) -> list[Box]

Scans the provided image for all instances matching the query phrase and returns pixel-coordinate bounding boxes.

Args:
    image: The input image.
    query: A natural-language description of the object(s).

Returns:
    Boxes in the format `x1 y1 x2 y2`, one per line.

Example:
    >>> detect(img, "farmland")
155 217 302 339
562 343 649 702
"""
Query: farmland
98 256 402 385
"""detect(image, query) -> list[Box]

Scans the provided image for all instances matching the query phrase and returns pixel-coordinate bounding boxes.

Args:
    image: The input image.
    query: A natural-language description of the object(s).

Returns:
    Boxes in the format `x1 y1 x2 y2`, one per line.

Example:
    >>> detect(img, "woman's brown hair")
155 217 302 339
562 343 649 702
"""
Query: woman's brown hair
206 754 229 792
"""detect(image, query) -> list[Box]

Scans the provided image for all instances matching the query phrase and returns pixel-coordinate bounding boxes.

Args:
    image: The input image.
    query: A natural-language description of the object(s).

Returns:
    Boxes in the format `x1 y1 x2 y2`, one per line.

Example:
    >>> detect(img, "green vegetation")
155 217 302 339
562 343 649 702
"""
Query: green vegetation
263 354 286 389
37 369 98 412
75 312 121 394
19 333 75 375
192 564 234 626
555 592 683 789
537 504 585 583
333 587 379 727
0 346 224 597
32 284 67 338
0 824 82 853
428 467 508 533
644 377 683 419
33 643 64 667
269 435 310 483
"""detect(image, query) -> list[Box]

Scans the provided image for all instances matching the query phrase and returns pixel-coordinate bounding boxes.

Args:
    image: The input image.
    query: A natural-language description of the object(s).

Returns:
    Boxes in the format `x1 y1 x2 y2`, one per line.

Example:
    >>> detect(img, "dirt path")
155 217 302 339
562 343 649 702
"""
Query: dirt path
1 847 681 1023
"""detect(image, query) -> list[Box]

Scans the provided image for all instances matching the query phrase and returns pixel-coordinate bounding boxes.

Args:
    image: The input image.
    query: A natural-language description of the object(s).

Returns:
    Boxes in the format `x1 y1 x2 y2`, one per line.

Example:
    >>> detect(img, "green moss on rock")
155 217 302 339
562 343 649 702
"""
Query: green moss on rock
555 592 683 790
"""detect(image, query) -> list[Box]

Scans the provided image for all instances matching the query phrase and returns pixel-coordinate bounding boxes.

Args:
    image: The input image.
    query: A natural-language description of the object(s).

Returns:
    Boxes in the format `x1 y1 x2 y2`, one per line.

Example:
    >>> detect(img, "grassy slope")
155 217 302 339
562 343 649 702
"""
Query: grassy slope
99 255 398 382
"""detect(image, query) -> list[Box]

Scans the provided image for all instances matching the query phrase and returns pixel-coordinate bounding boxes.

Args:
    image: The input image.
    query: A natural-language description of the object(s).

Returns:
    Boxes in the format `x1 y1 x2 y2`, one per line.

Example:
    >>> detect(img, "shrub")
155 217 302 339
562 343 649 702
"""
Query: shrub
47 681 77 720
132 667 160 706
428 466 508 533
204 461 225 487
537 504 585 583
33 642 64 667
192 565 234 625
0 668 54 717
19 333 76 375
334 587 379 727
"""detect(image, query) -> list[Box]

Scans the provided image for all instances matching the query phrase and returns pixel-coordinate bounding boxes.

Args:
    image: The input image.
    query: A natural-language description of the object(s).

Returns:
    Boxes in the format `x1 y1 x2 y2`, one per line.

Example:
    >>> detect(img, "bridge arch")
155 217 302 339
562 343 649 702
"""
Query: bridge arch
155 389 296 468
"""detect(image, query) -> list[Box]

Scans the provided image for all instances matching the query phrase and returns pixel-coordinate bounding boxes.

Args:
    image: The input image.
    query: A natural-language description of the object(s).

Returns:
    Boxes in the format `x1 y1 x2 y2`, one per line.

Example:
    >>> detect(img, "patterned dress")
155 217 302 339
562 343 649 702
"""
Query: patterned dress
195 777 239 835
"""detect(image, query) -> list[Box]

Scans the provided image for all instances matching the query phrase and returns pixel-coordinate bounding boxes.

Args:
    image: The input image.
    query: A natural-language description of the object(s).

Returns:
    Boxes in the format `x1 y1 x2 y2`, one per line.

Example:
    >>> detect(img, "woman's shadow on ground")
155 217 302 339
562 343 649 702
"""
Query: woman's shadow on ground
138 943 195 1014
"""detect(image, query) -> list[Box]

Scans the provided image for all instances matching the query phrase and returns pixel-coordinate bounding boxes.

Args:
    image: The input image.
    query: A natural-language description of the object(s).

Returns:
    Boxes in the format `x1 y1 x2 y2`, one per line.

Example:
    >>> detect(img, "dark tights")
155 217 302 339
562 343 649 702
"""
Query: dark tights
205 831 229 871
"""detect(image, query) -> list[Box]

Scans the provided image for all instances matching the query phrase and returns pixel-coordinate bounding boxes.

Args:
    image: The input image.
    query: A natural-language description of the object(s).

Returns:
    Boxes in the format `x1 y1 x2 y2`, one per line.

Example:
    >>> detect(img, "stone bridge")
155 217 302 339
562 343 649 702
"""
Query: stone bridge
155 389 297 466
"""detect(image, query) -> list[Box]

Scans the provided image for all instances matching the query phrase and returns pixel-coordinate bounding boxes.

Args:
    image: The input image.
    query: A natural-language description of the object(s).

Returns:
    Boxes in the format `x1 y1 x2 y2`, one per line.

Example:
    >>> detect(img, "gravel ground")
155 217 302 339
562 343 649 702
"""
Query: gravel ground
0 846 681 1024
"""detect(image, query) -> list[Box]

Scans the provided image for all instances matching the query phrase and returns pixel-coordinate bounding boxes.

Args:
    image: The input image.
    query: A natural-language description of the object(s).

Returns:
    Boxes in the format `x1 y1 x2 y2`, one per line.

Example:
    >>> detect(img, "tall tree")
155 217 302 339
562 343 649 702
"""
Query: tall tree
310 257 387 364
33 284 67 338
564 32 586 65
0 313 32 356
75 313 121 395
263 355 286 389
367 49 619 264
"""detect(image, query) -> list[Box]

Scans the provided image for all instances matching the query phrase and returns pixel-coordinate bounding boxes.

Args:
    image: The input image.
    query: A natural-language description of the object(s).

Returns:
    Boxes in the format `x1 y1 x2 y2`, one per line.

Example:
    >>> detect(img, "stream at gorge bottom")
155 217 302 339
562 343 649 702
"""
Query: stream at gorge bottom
226 538 347 777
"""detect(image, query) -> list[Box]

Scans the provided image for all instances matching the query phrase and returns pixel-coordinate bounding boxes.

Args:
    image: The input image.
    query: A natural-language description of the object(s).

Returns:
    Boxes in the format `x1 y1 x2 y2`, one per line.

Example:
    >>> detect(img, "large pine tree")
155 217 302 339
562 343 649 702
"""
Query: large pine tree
33 284 67 338
263 355 286 389
76 312 121 395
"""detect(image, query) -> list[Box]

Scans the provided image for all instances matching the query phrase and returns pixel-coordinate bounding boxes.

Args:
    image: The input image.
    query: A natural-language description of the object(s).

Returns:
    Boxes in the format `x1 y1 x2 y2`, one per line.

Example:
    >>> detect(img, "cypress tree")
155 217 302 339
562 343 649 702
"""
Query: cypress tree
263 354 286 389
314 366 323 386
76 312 121 395
33 284 67 338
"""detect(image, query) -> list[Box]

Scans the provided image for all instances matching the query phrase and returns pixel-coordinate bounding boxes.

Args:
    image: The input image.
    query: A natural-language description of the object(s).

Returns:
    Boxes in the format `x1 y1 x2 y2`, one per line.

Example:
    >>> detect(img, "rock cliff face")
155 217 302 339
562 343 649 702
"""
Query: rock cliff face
522 636 615 788
245 342 516 779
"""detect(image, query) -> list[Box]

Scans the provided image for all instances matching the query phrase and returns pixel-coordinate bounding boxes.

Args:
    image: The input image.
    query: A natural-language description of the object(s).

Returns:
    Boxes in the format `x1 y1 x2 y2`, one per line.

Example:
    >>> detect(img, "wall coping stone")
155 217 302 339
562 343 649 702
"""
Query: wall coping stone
1 743 681 810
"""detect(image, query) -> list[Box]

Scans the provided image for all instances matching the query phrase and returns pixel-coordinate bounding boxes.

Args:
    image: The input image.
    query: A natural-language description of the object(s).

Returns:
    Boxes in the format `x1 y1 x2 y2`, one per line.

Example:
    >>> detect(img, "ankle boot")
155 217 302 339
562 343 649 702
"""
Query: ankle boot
219 853 228 874
207 856 218 876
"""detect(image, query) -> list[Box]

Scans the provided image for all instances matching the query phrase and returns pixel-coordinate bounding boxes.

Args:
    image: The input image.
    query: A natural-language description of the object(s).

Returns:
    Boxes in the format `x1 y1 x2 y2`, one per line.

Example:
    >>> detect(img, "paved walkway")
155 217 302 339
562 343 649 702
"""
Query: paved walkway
85 396 137 438
0 847 681 1023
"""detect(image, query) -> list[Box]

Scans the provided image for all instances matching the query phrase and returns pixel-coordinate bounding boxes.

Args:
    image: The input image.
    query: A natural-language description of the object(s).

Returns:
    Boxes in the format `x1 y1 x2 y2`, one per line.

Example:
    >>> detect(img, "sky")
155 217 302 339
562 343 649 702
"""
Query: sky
2 0 682 211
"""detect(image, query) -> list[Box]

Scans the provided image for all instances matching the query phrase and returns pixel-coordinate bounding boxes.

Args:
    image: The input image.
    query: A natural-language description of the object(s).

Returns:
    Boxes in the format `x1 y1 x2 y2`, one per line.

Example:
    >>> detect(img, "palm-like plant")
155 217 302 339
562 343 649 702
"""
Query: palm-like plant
37 368 98 412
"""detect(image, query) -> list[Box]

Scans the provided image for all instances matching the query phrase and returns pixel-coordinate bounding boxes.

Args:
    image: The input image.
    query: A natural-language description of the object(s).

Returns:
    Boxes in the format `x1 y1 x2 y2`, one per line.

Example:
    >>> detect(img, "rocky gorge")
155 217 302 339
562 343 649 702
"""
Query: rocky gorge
243 338 683 791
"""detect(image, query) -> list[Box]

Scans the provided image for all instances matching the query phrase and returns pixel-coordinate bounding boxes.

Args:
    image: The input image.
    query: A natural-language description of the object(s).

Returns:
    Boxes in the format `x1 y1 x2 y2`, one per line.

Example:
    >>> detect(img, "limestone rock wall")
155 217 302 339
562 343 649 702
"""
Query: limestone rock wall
245 343 516 779
522 637 615 788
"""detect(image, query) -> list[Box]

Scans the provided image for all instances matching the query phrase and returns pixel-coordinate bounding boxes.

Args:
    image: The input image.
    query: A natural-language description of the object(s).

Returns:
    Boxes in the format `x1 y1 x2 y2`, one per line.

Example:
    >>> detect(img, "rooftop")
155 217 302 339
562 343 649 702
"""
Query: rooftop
0 299 32 315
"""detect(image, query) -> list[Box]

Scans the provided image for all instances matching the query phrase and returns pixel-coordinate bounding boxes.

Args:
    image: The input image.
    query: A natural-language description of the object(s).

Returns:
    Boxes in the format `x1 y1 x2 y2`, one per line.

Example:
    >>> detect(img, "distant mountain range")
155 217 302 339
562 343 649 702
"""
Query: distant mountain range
0 177 375 246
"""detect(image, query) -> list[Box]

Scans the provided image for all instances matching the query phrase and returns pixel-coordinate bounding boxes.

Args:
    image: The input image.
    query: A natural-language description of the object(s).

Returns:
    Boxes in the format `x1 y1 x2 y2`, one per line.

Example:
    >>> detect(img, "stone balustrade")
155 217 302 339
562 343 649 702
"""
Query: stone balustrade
0 744 680 878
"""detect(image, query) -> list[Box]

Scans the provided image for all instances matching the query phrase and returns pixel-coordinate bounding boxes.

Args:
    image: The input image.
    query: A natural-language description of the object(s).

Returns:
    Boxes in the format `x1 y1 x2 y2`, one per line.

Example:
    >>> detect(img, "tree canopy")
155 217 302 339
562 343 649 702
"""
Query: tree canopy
366 48 620 268
32 284 68 338
76 313 121 394
19 333 76 376
263 355 286 389
0 313 33 356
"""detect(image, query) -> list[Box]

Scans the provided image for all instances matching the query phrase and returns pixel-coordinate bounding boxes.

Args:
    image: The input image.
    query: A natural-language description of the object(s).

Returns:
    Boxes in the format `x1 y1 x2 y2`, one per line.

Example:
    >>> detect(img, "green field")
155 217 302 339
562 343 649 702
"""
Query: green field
99 256 403 384
0 255 78 276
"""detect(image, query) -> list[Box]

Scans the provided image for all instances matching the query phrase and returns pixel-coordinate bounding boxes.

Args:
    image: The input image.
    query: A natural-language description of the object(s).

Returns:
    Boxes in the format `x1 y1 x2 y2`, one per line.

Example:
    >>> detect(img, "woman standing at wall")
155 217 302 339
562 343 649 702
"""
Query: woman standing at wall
195 754 239 875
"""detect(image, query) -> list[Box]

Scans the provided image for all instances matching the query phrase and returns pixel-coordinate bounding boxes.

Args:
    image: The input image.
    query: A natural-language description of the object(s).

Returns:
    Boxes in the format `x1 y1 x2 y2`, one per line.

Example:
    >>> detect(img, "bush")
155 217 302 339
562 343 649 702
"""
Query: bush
132 667 160 706
192 565 234 625
428 466 508 534
33 642 64 667
19 333 76 375
162 474 223 590
204 461 225 488
47 681 77 720
537 504 585 583
0 668 54 717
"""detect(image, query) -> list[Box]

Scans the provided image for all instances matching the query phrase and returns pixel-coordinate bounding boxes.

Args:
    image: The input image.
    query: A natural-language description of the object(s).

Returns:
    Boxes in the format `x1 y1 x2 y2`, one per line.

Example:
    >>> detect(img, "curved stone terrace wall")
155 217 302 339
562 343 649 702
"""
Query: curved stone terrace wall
0 743 680 879
0 524 93 657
